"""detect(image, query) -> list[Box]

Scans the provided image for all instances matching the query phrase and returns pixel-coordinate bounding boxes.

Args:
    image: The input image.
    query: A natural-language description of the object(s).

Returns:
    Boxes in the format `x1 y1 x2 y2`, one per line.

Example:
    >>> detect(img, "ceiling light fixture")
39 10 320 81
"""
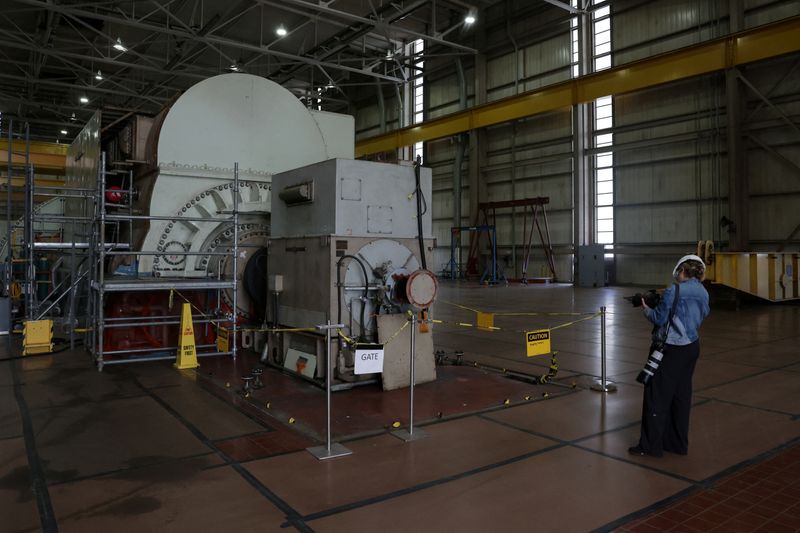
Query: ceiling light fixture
276 25 287 37
385 50 394 60
228 62 240 72
95 70 103 81
113 37 127 52
464 12 476 24
79 96 89 104
60 129 68 135
325 80 335 89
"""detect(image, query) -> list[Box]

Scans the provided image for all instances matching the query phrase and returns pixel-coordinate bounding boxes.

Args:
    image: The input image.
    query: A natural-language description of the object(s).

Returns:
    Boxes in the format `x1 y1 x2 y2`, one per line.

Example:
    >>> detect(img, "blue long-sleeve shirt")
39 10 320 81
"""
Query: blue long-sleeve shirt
644 278 710 345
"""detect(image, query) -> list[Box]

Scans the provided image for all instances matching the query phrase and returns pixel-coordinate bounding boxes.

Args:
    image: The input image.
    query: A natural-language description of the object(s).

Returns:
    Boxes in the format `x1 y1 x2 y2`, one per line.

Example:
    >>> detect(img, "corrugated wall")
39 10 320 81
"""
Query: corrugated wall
352 0 800 287
426 15 575 280
612 0 800 285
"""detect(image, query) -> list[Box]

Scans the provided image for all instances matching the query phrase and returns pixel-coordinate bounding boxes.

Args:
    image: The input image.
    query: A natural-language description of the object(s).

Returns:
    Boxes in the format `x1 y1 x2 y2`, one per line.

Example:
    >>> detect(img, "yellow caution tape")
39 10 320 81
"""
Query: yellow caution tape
338 319 409 348
549 313 601 331
439 299 595 317
432 313 600 335
439 300 482 313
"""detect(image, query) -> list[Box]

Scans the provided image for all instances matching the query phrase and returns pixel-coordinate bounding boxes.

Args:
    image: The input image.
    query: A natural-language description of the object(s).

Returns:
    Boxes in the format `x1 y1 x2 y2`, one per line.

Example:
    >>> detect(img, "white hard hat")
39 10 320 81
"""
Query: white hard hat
673 254 706 279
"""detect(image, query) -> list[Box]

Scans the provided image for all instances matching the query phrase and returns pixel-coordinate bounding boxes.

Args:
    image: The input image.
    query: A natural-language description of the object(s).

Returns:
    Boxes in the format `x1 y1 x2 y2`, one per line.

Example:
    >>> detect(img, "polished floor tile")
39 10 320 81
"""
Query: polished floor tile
20 365 144 410
0 385 21 439
245 416 557 516
704 338 800 368
216 428 316 462
48 457 286 533
580 400 800 481
311 446 690 533
698 370 800 415
31 395 210 483
620 442 800 532
151 384 267 441
692 357 766 391
487 383 643 441
0 437 42 533
2 283 798 531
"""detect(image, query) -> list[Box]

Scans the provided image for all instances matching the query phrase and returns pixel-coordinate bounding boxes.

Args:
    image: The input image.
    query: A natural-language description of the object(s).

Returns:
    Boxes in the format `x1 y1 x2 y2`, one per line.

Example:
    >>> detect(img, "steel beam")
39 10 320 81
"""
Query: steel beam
0 139 67 174
355 16 800 156
10 0 406 82
259 0 477 53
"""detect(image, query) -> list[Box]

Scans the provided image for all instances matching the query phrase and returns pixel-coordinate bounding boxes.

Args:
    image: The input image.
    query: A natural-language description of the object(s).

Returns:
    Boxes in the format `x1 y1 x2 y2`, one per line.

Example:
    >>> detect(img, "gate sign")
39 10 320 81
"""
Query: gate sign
355 344 385 375
525 329 551 357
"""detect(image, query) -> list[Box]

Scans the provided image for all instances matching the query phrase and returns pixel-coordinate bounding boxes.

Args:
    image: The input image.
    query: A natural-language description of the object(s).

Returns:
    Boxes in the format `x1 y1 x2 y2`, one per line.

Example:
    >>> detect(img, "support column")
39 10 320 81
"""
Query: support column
468 52 487 228
573 0 593 283
726 0 748 250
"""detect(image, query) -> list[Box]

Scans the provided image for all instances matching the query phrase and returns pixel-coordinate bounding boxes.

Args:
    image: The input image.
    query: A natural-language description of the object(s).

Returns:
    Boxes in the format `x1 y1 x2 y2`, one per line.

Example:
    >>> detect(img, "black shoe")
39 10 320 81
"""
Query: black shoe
628 446 663 458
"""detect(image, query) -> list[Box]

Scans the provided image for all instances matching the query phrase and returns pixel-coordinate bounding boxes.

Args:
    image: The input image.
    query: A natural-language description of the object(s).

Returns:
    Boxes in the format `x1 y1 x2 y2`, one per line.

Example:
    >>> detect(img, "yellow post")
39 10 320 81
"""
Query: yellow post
175 303 199 369
476 312 495 330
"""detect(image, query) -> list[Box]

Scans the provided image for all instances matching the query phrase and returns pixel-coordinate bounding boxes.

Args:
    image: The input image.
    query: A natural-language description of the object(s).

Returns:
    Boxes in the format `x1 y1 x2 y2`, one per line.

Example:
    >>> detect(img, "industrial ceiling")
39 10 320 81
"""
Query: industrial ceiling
0 0 490 142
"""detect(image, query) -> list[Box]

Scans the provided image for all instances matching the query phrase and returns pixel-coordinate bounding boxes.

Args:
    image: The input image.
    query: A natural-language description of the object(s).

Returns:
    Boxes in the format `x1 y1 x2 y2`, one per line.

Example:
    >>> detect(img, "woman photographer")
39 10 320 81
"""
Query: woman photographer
629 254 710 457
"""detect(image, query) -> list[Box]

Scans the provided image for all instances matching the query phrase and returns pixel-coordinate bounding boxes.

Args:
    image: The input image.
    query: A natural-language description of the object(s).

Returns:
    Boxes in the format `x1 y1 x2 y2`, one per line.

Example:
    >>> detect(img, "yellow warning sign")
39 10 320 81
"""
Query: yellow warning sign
217 327 229 353
525 329 551 357
175 303 199 369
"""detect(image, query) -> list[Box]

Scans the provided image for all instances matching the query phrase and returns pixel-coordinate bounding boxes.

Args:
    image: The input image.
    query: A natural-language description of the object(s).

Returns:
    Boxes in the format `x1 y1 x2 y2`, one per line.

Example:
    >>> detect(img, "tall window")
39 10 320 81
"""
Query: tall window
595 98 614 245
570 5 579 78
592 3 614 248
410 39 425 162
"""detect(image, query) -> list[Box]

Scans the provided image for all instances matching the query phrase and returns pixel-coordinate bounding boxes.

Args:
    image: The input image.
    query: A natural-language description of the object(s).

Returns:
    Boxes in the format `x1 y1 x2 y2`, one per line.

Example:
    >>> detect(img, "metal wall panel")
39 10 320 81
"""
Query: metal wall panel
614 0 721 65
744 0 800 27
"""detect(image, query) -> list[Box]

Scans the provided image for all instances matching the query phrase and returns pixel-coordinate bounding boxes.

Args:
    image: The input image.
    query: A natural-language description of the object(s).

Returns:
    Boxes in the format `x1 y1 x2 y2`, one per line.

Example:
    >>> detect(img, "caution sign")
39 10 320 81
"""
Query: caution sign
354 344 384 375
525 329 551 357
175 303 199 369
217 326 229 353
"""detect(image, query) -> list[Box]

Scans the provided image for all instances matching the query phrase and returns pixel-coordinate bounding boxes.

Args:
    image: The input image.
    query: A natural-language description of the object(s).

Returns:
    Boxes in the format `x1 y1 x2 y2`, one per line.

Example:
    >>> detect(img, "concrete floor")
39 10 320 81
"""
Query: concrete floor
2 283 799 532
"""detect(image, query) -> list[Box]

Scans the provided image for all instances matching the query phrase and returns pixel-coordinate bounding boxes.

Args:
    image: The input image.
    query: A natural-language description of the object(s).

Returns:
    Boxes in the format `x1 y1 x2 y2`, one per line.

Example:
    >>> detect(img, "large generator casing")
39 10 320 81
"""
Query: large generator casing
266 159 436 386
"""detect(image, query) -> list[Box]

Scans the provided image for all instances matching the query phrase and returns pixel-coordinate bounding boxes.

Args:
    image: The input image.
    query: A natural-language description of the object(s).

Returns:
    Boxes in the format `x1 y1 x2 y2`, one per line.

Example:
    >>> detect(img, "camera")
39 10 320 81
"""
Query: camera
626 289 661 308
636 345 664 384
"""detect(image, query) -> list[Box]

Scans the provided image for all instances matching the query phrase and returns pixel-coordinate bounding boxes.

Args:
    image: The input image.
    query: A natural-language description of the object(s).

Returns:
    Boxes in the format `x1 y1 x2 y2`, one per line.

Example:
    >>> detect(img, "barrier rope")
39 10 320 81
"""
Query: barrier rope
338 319 409 348
169 288 410 342
439 299 595 317
430 311 600 335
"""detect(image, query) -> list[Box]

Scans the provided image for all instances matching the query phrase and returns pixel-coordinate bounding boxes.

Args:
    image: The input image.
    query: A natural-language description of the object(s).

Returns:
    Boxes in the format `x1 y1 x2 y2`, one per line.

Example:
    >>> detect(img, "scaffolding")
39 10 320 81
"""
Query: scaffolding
89 153 241 370
26 171 97 349
1 120 80 336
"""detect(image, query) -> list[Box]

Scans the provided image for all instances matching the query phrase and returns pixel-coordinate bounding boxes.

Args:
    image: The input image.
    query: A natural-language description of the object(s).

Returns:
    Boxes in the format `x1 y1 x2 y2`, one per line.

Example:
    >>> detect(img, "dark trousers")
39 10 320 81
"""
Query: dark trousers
638 340 700 455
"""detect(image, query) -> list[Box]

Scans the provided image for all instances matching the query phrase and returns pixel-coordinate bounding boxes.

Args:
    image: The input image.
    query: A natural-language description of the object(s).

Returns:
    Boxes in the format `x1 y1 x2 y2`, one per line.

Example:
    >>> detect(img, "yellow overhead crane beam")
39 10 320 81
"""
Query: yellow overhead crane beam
0 139 68 176
355 16 800 157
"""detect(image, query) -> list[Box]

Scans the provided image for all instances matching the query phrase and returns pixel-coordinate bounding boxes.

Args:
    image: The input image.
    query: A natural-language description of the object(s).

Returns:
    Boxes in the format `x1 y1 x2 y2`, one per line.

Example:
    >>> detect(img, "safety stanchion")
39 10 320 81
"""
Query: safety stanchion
590 306 617 393
392 313 428 442
306 320 353 460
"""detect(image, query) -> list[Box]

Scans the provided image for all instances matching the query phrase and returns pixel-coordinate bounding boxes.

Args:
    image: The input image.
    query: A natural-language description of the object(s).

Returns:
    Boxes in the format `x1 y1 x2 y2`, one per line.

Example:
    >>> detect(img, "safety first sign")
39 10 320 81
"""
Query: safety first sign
354 344 384 375
525 329 551 357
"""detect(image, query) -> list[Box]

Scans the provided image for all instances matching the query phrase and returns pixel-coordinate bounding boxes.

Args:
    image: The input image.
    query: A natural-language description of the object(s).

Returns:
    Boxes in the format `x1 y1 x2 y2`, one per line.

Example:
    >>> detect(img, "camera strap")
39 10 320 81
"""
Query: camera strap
654 283 680 347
